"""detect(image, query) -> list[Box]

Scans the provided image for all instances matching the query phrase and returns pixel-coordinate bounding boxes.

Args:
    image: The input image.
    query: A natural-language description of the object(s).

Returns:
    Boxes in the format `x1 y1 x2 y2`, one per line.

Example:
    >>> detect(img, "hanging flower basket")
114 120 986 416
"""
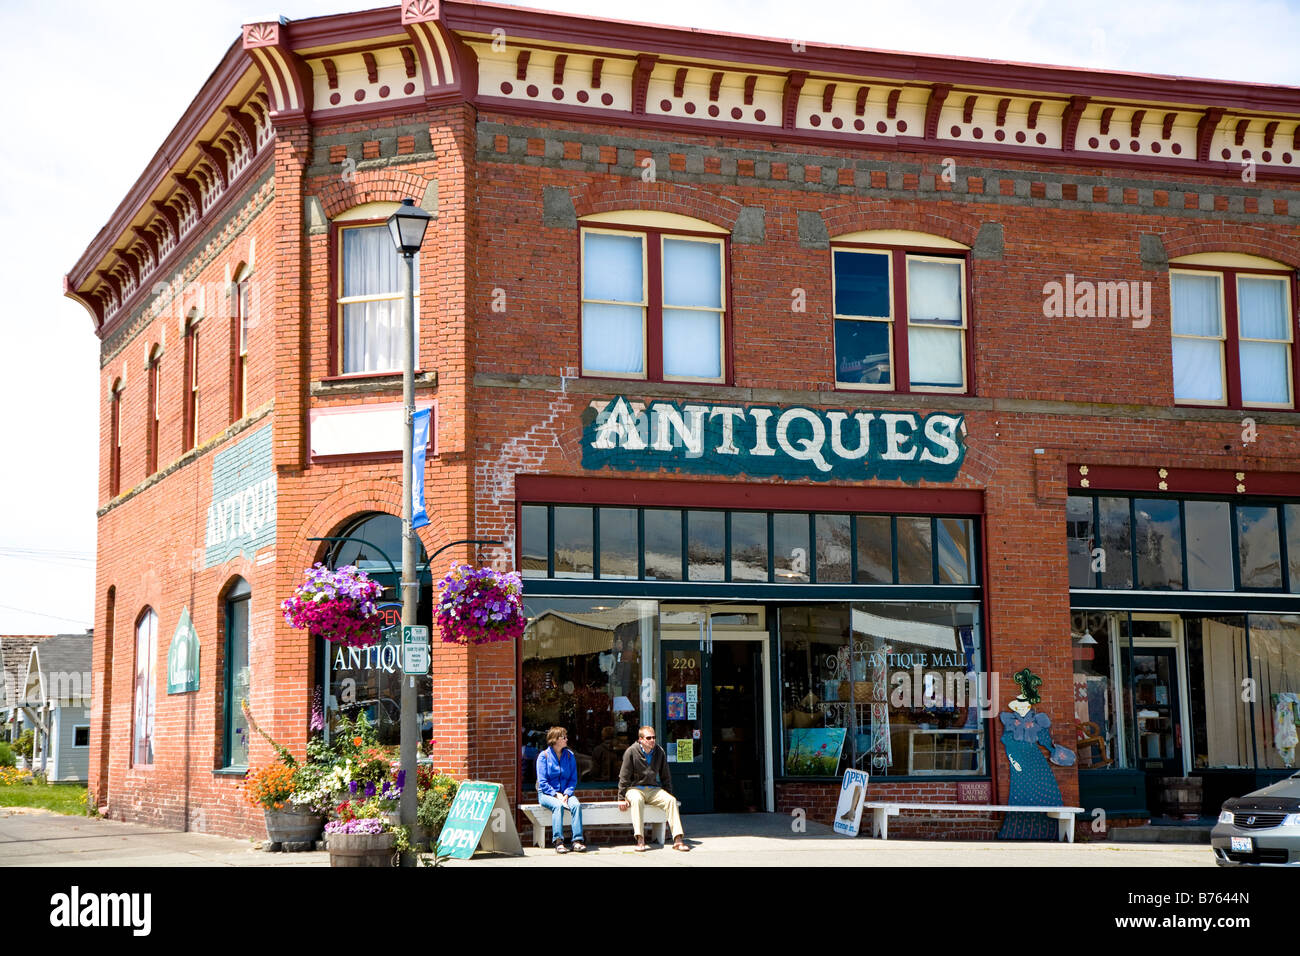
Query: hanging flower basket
435 564 525 645
282 563 385 648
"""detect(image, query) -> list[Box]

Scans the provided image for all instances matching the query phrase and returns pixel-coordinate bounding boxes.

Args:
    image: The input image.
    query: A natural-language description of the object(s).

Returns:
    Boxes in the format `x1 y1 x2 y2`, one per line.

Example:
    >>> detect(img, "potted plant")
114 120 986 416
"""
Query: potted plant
434 564 526 645
241 700 325 849
281 563 385 648
324 797 403 867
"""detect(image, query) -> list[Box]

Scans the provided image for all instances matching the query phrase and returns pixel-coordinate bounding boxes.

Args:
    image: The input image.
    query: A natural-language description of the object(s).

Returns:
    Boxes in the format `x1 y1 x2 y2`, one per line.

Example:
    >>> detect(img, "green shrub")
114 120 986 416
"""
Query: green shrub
0 742 14 767
417 774 459 840
14 730 33 761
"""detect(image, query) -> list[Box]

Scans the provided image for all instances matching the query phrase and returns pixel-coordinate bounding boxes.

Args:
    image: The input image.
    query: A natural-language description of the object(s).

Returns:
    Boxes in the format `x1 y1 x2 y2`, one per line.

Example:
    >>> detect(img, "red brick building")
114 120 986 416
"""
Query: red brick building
68 1 1300 843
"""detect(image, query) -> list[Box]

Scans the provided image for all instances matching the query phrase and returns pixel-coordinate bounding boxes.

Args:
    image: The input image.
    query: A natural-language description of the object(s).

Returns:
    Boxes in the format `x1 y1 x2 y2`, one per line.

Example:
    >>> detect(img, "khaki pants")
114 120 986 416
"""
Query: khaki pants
626 787 683 840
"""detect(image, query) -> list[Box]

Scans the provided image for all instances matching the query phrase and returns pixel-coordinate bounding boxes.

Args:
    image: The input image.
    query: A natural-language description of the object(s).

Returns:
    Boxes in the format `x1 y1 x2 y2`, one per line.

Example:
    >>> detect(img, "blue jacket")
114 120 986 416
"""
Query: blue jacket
536 746 578 797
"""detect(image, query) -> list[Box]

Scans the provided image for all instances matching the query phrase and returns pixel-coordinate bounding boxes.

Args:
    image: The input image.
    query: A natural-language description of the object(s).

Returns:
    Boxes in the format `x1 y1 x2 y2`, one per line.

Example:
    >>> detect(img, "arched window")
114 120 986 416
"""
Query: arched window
333 203 418 375
183 311 200 452
579 211 729 384
146 345 162 474
829 230 971 394
222 577 251 769
1169 253 1295 409
109 379 123 496
132 607 158 767
319 512 432 747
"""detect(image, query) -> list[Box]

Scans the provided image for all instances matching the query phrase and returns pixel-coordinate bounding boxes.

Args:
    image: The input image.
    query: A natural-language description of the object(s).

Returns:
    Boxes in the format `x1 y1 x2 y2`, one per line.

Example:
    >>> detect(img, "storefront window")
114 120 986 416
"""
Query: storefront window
1185 501 1233 590
1288 504 1300 592
644 509 682 580
773 513 810 583
1066 496 1094 588
521 505 548 578
521 598 658 788
1246 614 1300 770
895 517 933 583
599 508 638 578
553 506 594 578
779 602 985 778
1098 497 1134 589
1135 498 1183 589
1185 615 1251 769
1237 505 1282 589
814 514 852 583
855 516 891 583
936 517 975 585
687 510 725 581
730 512 768 581
1072 611 1119 769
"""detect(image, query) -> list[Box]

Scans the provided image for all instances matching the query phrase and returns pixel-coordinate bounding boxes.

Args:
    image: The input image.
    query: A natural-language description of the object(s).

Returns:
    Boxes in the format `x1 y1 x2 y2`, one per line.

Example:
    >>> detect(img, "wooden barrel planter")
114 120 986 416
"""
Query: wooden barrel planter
327 831 396 867
263 809 325 849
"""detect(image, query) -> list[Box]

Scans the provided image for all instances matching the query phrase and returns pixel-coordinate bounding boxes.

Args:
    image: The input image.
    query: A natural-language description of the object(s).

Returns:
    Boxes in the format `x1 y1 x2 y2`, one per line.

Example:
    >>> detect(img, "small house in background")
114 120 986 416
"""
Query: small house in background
19 633 93 781
0 636 51 746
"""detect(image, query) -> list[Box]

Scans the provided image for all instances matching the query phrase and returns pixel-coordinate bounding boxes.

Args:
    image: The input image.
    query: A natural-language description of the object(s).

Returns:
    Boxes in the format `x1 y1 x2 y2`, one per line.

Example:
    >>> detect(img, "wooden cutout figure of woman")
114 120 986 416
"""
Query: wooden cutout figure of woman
998 668 1076 840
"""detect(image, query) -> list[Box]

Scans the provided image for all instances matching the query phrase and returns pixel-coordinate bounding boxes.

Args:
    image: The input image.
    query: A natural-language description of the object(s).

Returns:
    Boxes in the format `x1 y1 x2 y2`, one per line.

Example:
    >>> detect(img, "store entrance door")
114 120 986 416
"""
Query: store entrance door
660 605 771 813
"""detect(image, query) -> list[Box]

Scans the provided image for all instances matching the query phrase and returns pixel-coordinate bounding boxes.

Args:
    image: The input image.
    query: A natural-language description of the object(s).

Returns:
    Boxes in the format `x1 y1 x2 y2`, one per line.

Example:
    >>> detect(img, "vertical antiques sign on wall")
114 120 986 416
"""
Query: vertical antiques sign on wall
205 425 276 567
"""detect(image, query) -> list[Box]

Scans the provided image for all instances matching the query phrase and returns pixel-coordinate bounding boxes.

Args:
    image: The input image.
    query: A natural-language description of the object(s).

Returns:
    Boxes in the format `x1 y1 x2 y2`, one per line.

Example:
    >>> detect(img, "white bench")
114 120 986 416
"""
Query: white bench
521 800 673 848
865 802 1084 842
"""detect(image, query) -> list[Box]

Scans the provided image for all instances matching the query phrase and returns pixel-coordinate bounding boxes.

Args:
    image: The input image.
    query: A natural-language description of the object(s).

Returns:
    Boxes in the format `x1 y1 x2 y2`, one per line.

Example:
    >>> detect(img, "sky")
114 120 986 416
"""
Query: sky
0 0 1298 635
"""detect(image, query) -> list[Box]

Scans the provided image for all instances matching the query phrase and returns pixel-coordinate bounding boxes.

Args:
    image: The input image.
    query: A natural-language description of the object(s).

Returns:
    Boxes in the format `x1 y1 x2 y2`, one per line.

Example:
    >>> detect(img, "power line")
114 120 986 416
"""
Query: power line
0 603 92 628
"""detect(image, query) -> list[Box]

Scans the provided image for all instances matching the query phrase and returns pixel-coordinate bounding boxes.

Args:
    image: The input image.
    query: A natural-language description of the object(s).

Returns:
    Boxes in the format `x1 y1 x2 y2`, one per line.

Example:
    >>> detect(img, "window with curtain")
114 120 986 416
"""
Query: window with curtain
133 608 157 766
109 379 122 497
833 245 968 392
337 223 416 374
580 225 726 382
1171 267 1295 409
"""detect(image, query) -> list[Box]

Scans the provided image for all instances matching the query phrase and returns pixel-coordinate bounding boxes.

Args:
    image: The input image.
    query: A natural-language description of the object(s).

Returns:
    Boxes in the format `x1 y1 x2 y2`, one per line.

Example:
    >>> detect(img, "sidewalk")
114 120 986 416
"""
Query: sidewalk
0 807 1213 867
0 808 327 867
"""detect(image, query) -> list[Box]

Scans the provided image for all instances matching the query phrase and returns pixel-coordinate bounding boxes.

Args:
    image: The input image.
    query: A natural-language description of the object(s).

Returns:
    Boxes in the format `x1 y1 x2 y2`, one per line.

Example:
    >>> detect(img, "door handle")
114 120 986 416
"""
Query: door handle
698 619 705 653
706 615 714 655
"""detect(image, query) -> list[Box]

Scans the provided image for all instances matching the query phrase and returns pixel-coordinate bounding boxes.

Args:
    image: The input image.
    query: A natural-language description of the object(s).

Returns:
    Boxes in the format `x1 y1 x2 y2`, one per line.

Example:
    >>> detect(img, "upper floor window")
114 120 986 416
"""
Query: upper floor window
132 607 158 767
232 267 251 422
109 379 123 497
831 231 970 393
183 313 199 452
146 344 162 474
1170 254 1296 409
580 212 728 384
336 210 417 375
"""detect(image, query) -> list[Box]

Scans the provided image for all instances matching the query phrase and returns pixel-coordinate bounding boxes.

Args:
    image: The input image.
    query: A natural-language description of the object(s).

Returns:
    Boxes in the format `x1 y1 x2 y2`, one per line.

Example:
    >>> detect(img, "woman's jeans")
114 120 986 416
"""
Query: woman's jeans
537 793 584 843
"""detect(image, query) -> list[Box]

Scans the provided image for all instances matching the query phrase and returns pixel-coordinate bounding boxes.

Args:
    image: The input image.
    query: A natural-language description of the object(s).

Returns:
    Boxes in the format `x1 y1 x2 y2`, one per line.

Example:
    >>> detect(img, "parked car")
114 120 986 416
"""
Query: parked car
1211 772 1300 866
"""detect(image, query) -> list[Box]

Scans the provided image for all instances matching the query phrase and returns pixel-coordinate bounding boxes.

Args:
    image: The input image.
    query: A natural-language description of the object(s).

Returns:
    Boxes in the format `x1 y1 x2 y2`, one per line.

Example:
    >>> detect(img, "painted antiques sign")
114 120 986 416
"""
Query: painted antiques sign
582 397 966 483
205 425 276 568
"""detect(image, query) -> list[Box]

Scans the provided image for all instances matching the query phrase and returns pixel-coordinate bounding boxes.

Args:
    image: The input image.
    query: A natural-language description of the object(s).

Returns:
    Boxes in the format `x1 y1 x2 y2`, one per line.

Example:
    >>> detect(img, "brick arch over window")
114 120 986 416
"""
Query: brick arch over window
285 484 450 576
317 170 434 220
570 180 742 231
1158 223 1300 269
821 202 983 248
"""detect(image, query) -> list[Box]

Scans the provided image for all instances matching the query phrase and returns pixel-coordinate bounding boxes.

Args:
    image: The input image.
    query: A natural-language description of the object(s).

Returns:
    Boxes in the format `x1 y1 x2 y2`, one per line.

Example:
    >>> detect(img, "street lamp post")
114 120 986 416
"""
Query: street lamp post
386 198 432 866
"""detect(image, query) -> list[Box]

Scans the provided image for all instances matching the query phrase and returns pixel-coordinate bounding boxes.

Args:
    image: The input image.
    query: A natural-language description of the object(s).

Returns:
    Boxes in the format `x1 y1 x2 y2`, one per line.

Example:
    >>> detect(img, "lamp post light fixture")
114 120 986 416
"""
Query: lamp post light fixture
387 197 431 866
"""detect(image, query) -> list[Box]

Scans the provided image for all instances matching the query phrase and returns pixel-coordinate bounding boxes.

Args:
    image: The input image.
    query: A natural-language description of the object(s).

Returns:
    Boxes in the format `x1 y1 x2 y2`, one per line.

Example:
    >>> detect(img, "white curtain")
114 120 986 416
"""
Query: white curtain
663 238 722 378
1171 273 1224 401
134 609 156 765
341 226 414 374
1238 277 1291 404
582 232 645 374
907 259 963 386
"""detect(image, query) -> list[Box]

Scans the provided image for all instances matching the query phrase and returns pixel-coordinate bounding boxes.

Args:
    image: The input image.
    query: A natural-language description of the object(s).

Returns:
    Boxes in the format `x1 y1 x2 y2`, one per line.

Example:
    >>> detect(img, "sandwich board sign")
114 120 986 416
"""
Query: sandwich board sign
833 768 870 837
435 781 523 858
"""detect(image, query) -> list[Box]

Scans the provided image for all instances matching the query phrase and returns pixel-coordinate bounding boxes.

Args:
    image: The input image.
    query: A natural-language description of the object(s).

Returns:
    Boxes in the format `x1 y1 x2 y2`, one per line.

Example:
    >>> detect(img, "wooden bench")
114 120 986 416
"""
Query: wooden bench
864 802 1085 842
521 800 674 848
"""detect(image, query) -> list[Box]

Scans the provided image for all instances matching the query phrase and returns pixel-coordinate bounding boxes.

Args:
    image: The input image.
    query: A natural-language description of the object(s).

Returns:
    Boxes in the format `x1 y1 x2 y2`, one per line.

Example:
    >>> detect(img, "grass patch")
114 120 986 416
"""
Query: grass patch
0 782 89 815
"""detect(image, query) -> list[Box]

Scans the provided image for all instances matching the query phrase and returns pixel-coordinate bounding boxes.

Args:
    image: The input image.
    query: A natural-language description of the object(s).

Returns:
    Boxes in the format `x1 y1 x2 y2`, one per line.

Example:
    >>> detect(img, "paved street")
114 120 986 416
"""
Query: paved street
0 807 1212 867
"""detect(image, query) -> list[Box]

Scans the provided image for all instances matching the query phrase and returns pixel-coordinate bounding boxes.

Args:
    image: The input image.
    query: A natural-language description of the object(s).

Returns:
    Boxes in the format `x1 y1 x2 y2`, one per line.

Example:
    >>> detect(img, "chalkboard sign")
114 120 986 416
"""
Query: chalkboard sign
436 781 523 859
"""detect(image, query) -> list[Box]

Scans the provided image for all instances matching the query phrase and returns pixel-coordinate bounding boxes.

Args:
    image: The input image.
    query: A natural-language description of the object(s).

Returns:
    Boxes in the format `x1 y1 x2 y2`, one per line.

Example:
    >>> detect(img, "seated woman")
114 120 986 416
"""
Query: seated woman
536 726 585 853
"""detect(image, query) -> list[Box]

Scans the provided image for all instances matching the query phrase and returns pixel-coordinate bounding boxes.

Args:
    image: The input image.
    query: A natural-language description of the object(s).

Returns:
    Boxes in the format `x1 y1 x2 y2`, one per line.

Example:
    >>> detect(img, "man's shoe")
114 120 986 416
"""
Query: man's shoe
555 842 569 854
634 838 648 852
572 841 586 852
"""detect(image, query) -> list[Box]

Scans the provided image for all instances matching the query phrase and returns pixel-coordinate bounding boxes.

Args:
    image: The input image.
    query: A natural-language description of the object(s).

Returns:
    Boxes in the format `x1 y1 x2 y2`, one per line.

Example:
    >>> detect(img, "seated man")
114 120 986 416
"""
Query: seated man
617 726 689 852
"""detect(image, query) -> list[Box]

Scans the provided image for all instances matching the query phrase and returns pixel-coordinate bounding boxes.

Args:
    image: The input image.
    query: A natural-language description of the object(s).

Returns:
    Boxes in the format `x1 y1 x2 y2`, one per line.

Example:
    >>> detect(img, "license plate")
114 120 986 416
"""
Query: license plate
1230 836 1253 853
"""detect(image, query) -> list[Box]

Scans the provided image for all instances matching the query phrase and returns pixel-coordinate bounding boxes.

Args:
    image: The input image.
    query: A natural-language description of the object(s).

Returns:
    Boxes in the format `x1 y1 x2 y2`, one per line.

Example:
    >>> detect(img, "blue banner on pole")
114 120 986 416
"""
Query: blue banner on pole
412 407 431 530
